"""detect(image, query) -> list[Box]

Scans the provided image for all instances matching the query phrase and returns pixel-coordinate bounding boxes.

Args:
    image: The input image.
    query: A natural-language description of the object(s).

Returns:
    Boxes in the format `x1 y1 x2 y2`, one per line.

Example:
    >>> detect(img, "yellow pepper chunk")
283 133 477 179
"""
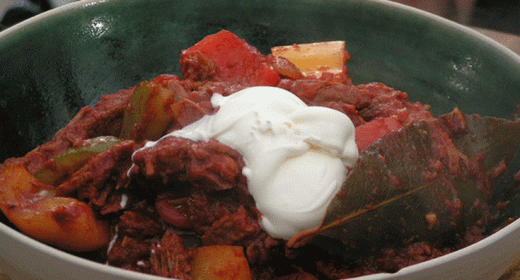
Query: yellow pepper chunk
271 41 347 77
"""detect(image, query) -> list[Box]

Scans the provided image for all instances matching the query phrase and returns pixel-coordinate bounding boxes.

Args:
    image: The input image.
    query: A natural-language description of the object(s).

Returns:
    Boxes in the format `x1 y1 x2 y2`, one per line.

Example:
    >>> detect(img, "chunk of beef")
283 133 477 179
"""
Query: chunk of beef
315 241 451 279
357 83 433 124
276 272 320 280
150 228 193 279
21 88 133 174
108 235 153 268
118 211 164 239
131 137 247 193
277 79 371 109
201 205 262 247
56 140 136 208
155 190 238 234
246 232 281 265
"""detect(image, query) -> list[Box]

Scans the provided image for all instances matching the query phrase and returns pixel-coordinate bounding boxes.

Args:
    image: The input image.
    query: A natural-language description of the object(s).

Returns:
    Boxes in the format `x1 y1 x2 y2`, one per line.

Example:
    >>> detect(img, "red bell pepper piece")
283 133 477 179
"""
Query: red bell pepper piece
180 30 280 87
355 116 403 153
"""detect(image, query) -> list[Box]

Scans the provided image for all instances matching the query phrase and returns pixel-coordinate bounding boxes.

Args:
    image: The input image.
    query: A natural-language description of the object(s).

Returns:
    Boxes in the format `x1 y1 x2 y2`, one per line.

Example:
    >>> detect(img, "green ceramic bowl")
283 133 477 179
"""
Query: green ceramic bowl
0 0 519 279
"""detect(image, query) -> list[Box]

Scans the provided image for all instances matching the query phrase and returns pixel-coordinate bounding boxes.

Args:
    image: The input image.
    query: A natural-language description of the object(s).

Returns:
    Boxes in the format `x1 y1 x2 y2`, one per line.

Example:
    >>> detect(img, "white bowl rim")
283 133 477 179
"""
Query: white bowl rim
348 217 520 279
0 0 519 279
0 220 169 280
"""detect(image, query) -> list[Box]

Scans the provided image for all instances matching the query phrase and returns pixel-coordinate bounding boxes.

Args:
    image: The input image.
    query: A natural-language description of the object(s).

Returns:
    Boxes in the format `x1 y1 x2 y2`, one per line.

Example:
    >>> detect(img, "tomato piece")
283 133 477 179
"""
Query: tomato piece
355 116 403 152
180 30 280 87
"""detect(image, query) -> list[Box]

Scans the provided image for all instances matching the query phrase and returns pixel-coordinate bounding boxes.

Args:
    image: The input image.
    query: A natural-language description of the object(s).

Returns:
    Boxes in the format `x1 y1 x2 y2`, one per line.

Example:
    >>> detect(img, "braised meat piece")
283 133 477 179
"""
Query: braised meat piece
131 137 247 192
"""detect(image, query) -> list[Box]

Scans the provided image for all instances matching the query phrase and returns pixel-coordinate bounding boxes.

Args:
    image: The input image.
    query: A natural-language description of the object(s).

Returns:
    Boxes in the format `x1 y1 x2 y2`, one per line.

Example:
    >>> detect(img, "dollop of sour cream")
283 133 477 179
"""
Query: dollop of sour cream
137 86 358 240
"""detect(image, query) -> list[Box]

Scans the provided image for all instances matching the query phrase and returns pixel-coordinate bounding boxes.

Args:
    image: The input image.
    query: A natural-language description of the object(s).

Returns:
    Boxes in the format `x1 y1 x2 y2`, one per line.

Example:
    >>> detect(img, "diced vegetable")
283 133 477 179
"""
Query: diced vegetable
355 116 403 152
119 81 177 141
34 136 121 185
0 164 110 252
180 30 280 86
191 245 252 280
271 41 348 78
0 164 49 208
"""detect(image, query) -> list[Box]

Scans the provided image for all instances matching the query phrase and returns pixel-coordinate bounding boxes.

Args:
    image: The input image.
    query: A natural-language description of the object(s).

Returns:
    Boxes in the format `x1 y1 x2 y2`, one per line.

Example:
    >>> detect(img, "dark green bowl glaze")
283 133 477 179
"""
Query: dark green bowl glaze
0 0 519 162
0 1 520 279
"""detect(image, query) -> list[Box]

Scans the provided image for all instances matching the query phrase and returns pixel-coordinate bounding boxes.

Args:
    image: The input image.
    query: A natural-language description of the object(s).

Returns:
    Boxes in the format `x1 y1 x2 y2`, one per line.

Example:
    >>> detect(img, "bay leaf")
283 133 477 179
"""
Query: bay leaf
290 109 520 253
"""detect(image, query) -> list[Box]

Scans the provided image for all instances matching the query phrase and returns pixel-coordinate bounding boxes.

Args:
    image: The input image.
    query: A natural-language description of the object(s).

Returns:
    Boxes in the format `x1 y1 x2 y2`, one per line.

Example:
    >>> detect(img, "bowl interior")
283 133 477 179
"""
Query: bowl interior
1 0 519 162
0 0 519 279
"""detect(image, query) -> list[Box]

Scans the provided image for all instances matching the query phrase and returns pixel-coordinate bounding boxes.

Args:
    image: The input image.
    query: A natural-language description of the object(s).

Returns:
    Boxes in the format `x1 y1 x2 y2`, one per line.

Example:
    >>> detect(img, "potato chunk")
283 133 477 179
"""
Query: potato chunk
0 164 110 252
271 41 348 77
191 245 251 280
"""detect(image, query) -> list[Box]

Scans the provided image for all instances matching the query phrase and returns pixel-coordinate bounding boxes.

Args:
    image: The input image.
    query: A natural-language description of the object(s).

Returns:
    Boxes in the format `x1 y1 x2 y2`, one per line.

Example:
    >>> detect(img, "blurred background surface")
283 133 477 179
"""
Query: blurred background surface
472 0 520 35
391 0 520 35
1 0 519 34
5 0 518 54
391 0 520 54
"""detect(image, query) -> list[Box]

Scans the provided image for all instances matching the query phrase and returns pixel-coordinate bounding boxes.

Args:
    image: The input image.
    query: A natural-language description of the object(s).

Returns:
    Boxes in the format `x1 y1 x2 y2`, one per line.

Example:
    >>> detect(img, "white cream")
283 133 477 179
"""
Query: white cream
136 86 358 240
119 193 128 209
